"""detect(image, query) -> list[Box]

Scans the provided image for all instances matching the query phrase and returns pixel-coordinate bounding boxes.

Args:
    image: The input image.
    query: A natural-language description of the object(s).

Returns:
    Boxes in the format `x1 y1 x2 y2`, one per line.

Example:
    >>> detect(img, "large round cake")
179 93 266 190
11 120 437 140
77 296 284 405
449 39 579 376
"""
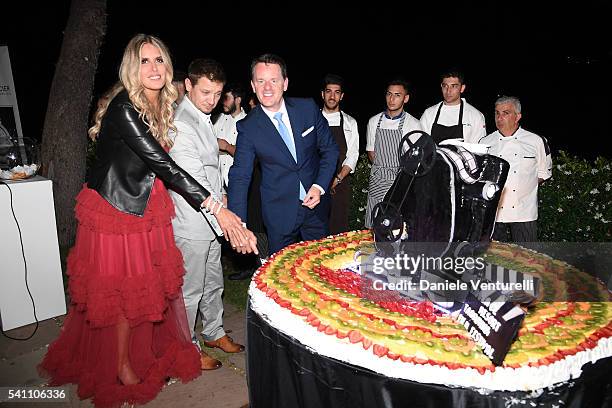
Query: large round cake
248 231 612 391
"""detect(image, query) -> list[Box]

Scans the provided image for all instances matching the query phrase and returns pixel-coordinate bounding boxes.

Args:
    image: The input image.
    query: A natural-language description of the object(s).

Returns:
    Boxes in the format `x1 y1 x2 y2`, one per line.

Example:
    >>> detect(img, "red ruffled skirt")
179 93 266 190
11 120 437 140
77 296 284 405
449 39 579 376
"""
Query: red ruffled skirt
39 180 200 407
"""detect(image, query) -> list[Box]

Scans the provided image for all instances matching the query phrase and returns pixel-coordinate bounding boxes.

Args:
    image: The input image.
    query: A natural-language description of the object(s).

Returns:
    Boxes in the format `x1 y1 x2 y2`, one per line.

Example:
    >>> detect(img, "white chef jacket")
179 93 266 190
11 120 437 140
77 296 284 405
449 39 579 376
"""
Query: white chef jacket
213 108 247 187
321 110 360 172
365 111 422 152
419 98 486 144
480 127 552 223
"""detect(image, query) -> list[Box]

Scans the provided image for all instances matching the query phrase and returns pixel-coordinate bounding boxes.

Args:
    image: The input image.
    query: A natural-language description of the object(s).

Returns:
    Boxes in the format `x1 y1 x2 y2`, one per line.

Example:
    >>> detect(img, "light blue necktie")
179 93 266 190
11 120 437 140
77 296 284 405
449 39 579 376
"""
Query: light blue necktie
274 112 306 200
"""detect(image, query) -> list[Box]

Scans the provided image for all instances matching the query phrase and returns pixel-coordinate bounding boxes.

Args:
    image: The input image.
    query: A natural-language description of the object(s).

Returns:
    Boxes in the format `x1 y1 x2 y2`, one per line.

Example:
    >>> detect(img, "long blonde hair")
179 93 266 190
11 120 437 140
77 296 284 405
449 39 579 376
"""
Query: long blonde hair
88 34 177 147
88 81 124 140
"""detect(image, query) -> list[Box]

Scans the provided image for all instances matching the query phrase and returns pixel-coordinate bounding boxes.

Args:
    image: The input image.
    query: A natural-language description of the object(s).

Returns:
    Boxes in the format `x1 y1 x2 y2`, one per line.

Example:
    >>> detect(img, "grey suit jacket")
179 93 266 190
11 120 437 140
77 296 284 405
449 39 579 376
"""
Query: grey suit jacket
169 97 223 240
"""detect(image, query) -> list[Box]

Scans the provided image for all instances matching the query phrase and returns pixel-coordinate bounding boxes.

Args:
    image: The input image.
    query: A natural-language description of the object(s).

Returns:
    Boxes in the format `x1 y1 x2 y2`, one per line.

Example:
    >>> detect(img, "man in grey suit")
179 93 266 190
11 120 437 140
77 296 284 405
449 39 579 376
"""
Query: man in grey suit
169 59 245 371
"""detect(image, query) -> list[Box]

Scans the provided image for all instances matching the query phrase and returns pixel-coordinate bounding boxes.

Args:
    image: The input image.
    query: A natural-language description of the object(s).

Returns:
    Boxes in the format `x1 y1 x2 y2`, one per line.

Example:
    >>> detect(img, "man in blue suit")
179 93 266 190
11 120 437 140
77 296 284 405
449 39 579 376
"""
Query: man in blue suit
228 54 339 256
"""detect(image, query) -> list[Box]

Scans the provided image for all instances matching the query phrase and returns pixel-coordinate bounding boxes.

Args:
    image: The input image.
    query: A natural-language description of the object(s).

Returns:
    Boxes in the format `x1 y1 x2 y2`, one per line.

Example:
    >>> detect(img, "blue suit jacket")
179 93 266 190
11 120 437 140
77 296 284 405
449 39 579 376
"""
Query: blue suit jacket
228 97 339 235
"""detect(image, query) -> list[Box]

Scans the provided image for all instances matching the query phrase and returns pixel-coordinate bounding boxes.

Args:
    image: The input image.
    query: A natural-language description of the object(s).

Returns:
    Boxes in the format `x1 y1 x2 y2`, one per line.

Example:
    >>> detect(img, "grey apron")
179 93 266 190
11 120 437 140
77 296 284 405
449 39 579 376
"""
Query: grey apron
365 112 406 228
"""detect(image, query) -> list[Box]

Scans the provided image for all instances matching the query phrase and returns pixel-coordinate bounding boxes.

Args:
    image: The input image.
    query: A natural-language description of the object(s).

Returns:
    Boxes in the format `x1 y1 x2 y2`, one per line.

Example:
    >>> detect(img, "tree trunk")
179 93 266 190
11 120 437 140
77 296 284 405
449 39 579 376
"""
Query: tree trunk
41 0 107 247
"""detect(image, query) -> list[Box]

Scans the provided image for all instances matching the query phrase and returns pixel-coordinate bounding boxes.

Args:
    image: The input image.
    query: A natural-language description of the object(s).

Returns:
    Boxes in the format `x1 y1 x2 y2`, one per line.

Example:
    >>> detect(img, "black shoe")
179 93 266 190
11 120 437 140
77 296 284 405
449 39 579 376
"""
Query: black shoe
228 268 255 281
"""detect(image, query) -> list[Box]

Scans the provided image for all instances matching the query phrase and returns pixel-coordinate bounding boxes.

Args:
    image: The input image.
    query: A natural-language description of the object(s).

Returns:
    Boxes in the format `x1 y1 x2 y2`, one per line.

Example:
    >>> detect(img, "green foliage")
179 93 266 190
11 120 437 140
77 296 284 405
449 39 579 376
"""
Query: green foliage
348 152 612 242
222 258 251 311
538 151 611 242
349 154 371 230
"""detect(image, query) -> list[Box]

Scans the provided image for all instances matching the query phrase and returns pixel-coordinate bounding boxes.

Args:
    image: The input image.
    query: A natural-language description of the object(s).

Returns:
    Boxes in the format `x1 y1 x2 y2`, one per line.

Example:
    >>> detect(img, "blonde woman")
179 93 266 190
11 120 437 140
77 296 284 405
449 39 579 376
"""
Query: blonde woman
39 34 256 407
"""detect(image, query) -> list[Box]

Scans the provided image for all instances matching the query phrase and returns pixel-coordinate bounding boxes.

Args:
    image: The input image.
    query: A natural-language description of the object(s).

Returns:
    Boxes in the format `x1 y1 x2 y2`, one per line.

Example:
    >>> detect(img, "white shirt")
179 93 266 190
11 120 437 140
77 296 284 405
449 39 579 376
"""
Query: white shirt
261 101 325 195
213 108 247 187
321 110 359 172
261 102 296 153
480 127 552 223
365 111 422 152
420 98 486 144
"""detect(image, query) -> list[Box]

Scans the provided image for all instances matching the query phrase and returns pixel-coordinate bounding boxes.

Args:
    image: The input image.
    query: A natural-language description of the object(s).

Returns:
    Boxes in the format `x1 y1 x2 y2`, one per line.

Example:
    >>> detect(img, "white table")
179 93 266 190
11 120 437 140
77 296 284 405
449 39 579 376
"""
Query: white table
0 175 66 330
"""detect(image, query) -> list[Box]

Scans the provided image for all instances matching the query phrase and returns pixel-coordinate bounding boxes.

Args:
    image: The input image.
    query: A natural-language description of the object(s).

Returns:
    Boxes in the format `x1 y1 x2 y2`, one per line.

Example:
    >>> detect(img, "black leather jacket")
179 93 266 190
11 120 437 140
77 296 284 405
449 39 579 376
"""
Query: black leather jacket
87 91 209 216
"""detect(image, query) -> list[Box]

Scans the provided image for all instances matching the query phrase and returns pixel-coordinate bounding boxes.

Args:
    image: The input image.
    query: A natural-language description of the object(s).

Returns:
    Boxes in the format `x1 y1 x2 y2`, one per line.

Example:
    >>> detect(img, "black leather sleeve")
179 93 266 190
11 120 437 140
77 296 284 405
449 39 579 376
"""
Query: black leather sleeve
115 102 210 209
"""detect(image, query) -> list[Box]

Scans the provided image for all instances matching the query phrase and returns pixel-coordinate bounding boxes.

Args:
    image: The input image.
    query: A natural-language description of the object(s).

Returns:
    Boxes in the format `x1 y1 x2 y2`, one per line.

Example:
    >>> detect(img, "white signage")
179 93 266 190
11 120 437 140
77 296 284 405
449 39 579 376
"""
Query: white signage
0 46 25 165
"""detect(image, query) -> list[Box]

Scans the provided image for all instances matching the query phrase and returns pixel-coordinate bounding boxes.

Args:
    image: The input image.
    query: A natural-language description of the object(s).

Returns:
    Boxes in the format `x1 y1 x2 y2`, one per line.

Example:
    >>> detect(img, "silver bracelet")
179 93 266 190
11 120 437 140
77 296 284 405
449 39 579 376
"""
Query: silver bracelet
204 197 222 213
213 199 221 214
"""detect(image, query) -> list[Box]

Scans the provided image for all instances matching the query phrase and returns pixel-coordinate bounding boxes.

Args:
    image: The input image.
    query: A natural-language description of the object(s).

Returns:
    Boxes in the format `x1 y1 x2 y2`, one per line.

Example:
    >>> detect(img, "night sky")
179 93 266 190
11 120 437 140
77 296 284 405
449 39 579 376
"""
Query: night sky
3 1 611 159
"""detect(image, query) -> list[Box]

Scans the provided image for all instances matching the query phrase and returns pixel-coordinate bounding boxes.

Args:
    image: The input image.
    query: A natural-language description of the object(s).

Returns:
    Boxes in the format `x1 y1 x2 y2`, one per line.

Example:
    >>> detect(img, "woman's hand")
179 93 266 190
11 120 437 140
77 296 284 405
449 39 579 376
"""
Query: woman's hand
202 197 258 254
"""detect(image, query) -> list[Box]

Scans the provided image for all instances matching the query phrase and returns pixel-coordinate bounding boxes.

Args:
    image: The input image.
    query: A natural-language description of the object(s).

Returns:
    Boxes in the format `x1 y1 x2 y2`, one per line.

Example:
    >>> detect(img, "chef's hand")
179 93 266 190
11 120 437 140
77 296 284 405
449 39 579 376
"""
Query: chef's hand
330 176 343 195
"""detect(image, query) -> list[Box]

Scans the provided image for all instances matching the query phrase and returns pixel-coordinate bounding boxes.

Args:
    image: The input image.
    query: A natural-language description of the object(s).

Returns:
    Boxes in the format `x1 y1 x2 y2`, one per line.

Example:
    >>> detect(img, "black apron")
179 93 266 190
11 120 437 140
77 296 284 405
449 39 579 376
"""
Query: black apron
431 100 464 144
328 112 350 234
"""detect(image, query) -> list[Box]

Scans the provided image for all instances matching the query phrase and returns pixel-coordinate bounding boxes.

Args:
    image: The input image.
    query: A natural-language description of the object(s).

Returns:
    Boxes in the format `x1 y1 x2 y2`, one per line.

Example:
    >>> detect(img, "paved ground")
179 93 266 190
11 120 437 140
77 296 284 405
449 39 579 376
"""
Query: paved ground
0 302 249 408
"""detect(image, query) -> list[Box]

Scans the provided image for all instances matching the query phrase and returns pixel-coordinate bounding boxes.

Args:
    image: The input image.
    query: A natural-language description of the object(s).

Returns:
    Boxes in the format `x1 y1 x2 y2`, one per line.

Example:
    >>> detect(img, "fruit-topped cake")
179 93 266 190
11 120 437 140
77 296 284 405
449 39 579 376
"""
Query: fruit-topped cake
249 230 612 391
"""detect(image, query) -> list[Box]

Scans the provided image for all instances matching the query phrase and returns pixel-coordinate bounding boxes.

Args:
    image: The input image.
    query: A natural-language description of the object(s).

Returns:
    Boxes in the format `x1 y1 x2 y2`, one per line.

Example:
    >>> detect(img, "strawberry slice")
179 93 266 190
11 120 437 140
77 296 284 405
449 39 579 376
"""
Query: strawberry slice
324 326 337 336
399 355 414 363
373 344 389 357
336 330 348 339
348 330 363 344
547 353 560 363
559 348 577 356
298 308 311 317
361 337 372 350
537 357 551 366
591 333 603 343
386 352 400 361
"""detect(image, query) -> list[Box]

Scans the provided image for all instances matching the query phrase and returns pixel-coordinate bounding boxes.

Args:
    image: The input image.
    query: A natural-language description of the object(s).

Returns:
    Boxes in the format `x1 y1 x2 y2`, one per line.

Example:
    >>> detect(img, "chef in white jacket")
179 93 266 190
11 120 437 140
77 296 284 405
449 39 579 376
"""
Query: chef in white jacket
420 70 486 144
479 96 552 242
213 84 247 188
